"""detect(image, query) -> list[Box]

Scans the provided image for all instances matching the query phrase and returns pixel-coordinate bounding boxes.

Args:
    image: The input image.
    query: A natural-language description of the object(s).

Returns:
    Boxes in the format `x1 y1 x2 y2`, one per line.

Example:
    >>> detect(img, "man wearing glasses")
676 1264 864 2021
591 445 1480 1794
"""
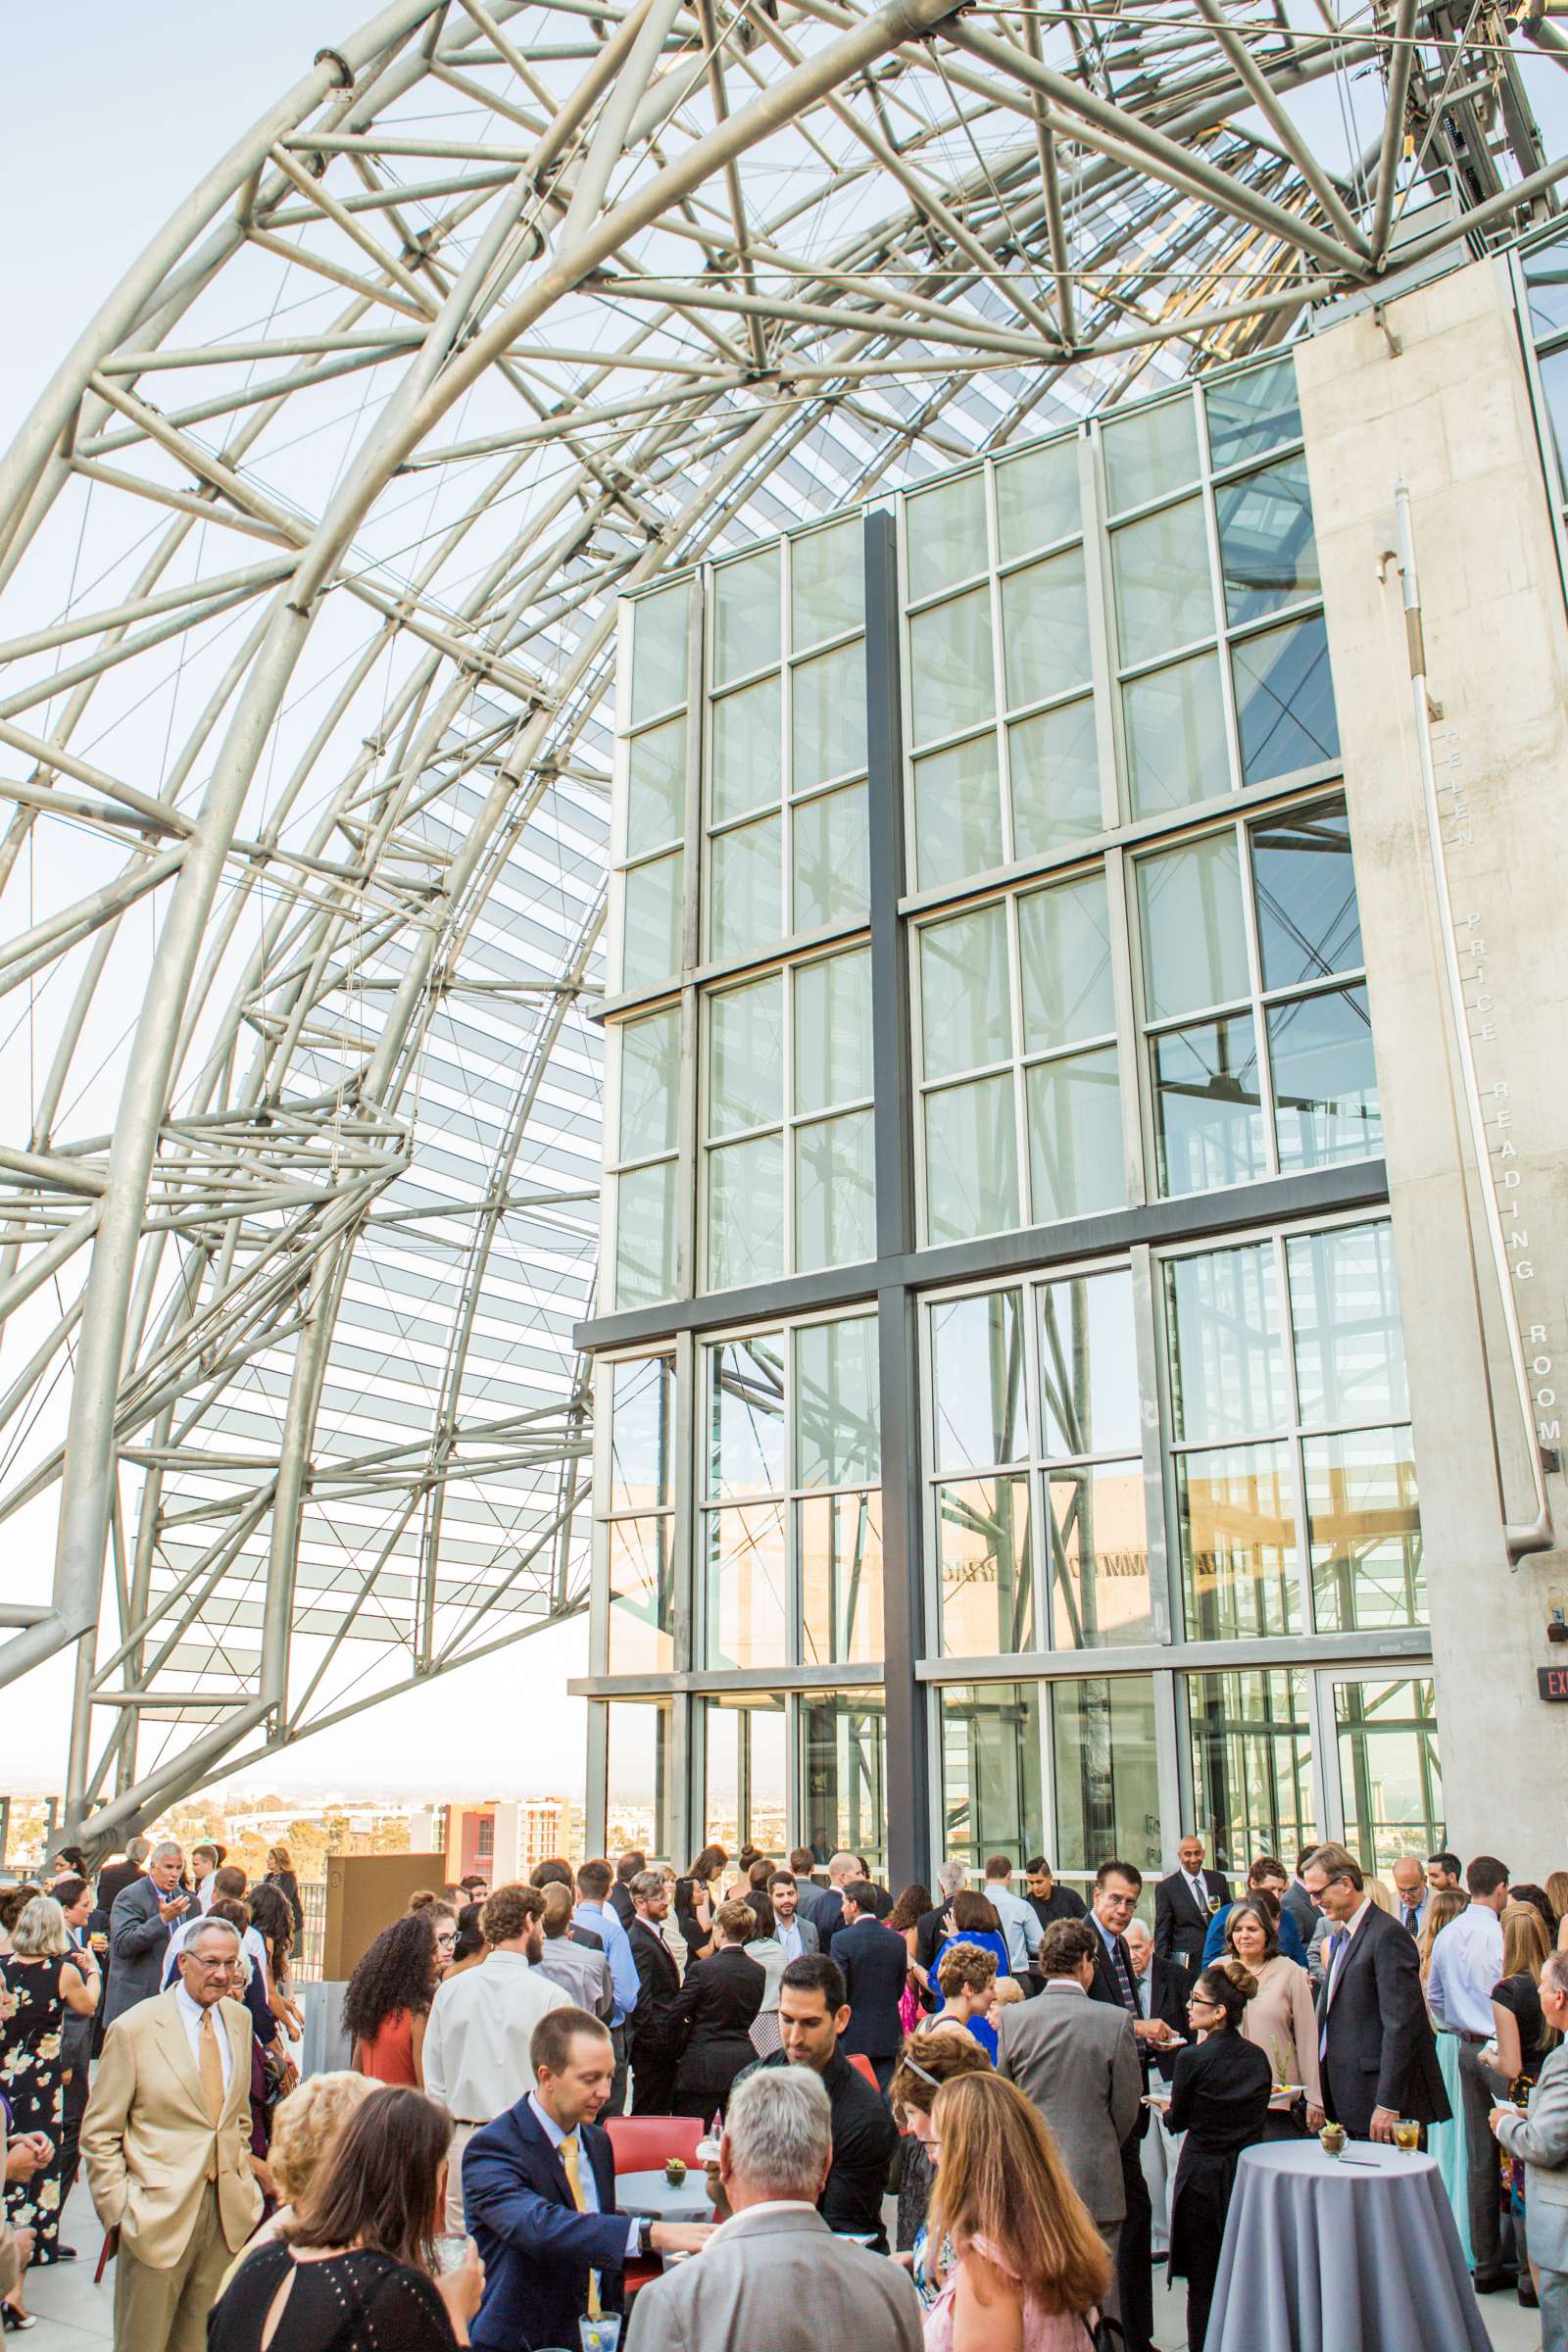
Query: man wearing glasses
80 1918 262 2352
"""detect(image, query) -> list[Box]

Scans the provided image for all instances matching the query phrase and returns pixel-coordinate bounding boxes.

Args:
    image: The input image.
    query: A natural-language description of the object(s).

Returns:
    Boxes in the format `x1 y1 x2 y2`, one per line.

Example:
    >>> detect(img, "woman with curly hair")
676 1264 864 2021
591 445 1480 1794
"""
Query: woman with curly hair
343 1915 443 2089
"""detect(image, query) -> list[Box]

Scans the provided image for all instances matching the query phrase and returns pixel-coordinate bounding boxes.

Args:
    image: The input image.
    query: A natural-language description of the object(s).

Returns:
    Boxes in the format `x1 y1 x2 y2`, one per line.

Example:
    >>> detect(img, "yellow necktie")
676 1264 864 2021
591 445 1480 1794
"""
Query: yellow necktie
199 2007 225 2180
559 2133 603 2319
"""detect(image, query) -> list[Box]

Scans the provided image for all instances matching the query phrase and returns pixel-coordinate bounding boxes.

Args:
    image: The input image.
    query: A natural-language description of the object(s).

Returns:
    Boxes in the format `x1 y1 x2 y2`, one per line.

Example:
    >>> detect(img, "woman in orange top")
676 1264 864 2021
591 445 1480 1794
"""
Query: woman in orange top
342 1914 443 2088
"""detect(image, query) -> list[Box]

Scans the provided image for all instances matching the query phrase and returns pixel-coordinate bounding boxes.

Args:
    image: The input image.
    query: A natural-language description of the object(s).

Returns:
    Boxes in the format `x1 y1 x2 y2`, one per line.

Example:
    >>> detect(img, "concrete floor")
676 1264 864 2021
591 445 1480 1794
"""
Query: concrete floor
11 2179 1547 2350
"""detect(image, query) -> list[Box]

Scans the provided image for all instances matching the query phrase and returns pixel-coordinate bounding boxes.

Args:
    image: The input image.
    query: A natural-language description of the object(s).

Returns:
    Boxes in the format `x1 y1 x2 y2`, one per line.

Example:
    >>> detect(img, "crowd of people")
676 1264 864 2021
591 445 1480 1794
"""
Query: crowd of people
2 1829 1566 2352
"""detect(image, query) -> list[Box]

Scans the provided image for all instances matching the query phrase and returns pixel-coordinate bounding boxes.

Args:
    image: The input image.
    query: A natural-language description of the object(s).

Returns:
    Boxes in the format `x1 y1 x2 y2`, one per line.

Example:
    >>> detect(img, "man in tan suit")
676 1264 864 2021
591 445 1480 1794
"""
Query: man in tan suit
81 1915 262 2352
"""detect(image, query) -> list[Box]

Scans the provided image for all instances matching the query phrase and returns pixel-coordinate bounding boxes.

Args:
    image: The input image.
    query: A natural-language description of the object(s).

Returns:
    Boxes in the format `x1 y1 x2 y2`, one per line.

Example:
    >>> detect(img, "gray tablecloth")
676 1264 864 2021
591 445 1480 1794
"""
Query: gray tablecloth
1206 2141 1490 2352
614 2166 715 2222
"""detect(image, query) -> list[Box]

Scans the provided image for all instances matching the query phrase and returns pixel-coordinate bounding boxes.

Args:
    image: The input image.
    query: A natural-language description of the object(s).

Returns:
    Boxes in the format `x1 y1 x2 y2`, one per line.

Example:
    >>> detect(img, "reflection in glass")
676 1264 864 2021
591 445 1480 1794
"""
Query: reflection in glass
796 1315 880 1489
1333 1677 1443 1875
1049 1464 1151 1648
1522 241 1568 339
795 1112 874 1271
801 1492 883 1665
932 1288 1026 1472
1187 1668 1313 1879
924 1073 1020 1243
914 733 1004 887
794 947 872 1115
1002 546 1092 709
793 639 867 791
630 583 689 724
607 1699 672 1861
792 517 865 650
1124 651 1228 816
940 1683 1045 1870
1102 397 1200 514
938 1477 1036 1653
708 974 783 1138
621 851 683 992
802 1693 887 1874
1019 872 1114 1051
1287 1220 1407 1428
617 1009 679 1163
909 586 996 747
712 544 780 687
1026 1052 1123 1225
920 902 1010 1080
707 1131 784 1291
710 814 780 959
1112 497 1214 668
1176 1443 1297 1639
624 716 686 859
609 1354 675 1510
1269 985 1381 1170
1137 828 1249 1021
906 470 989 601
1052 1676 1161 1878
613 1160 677 1308
793 780 869 932
1039 1270 1140 1458
996 437 1081 560
1216 455 1319 627
1233 613 1339 784
710 675 781 826
706 1500 788 1668
708 1333 784 1496
704 1694 788 1857
1204 359 1301 470
1539 344 1568 482
1009 698 1102 857
1166 1241 1286 1443
607 1519 674 1674
1153 1014 1266 1197
1305 1425 1423 1632
1251 799 1360 989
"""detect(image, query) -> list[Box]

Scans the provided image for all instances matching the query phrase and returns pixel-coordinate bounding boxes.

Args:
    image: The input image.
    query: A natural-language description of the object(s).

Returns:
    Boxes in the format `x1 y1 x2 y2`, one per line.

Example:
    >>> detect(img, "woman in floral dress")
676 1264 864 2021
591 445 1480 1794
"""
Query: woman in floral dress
1 1893 99 2323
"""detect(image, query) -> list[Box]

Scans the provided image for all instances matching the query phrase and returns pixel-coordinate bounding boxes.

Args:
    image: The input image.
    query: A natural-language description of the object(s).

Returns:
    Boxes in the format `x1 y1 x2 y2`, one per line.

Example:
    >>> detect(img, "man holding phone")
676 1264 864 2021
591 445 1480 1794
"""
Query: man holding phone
104 1841 190 2026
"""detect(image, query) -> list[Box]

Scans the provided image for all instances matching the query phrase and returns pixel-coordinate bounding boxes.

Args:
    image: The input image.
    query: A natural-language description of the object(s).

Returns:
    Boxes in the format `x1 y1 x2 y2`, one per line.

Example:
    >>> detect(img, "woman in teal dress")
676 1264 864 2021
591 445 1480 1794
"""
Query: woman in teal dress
1420 1887 1475 2267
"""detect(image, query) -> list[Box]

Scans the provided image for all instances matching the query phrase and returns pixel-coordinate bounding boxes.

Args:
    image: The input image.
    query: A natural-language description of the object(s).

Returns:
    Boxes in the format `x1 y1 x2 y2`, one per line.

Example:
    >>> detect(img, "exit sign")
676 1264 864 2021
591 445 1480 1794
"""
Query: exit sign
1540 1665 1568 1702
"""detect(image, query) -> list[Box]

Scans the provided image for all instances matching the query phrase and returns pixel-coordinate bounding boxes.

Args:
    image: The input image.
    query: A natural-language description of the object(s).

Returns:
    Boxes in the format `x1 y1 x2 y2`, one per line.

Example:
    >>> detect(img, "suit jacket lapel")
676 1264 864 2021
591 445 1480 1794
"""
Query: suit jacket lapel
516 2099 575 2207
153 1994 208 2116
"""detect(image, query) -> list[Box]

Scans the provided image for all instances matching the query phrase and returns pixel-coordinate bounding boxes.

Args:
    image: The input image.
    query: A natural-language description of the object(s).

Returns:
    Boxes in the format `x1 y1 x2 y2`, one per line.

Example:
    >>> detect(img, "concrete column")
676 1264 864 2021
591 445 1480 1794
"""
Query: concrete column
1297 256 1568 1871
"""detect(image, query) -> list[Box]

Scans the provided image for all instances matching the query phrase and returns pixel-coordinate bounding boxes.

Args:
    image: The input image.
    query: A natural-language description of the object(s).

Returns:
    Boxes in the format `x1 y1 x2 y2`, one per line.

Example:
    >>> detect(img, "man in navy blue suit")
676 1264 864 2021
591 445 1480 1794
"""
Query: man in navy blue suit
465 2006 712 2352
829 1883 909 2092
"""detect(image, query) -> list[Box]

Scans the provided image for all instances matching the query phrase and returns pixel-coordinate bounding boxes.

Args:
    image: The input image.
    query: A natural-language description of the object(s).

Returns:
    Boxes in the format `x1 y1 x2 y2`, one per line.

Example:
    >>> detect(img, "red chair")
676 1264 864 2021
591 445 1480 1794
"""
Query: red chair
848 2053 882 2093
605 2114 705 2174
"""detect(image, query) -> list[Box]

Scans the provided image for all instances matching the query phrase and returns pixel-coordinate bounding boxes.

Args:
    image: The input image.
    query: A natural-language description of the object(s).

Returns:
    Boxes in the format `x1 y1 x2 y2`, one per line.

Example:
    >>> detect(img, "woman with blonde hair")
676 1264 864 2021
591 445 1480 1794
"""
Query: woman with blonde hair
220 2074 382 2286
1492 1899 1556 2085
1545 1869 1568 1948
923 2070 1109 2348
1419 1884 1473 2267
1363 1876 1395 1916
889 2033 992 2310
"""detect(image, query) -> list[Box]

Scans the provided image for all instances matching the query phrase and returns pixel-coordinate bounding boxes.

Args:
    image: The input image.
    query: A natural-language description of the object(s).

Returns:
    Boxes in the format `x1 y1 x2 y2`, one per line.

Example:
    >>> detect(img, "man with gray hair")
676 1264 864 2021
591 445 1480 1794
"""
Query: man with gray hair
623 2066 923 2351
914 1859 971 2003
1493 1947 1568 2348
104 1839 190 2025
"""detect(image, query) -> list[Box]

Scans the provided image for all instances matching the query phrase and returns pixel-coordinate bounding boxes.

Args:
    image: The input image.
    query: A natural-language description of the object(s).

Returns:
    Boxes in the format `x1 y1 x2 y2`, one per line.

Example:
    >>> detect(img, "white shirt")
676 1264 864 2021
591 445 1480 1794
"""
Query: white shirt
777 1916 806 1963
526 2091 641 2259
1426 1901 1505 2037
985 1884 1043 1972
172 1979 233 2093
423 1949 569 2123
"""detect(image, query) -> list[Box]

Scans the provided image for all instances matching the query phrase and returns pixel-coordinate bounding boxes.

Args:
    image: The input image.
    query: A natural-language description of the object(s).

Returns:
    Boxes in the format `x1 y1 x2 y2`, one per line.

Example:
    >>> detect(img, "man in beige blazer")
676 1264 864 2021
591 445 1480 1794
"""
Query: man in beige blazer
81 1915 262 2352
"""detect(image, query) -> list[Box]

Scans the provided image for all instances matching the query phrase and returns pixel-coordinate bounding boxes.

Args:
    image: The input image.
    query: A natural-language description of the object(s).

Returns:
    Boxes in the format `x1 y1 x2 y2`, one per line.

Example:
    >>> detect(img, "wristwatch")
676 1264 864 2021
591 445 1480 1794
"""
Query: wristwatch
636 2218 657 2257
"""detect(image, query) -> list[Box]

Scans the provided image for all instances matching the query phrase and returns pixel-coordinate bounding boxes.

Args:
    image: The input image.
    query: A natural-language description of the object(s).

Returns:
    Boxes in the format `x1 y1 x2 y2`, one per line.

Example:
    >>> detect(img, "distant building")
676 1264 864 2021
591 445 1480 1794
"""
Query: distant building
431 1797 570 1885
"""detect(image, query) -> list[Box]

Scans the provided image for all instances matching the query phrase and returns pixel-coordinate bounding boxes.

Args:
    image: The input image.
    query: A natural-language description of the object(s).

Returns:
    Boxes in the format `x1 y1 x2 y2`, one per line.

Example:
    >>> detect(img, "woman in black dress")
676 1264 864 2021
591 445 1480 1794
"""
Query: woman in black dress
1166 1962 1273 2352
669 1899 765 2122
207 2084 483 2350
673 1844 727 1967
1 1894 99 2315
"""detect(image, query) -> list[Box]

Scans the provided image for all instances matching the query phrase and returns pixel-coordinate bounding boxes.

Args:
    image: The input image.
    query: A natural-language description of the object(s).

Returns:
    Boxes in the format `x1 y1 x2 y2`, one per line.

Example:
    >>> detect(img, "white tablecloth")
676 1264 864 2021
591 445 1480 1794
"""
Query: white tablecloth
1206 2141 1490 2352
614 2166 715 2223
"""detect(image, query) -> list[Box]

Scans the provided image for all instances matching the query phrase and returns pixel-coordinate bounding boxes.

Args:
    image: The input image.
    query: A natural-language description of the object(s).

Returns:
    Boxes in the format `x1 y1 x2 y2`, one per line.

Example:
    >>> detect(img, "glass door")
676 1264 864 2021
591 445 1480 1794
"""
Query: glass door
1311 1670 1444 1875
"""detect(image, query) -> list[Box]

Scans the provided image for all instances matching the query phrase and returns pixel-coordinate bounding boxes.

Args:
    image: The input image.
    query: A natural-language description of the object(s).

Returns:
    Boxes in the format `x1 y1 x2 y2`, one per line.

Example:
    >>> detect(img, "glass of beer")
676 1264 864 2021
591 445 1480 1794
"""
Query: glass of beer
1394 2118 1421 2151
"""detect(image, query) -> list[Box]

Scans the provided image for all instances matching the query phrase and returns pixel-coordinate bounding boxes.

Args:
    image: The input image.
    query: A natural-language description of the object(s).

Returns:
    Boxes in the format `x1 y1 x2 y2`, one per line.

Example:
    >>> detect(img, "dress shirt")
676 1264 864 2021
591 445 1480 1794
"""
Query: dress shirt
526 2092 641 2258
1426 1900 1505 2036
777 1916 805 1964
1132 1965 1152 2020
572 1900 639 2026
162 1916 270 1991
423 1950 569 2122
172 1979 233 2092
1396 1893 1428 1936
1184 1870 1211 1916
985 1883 1044 1972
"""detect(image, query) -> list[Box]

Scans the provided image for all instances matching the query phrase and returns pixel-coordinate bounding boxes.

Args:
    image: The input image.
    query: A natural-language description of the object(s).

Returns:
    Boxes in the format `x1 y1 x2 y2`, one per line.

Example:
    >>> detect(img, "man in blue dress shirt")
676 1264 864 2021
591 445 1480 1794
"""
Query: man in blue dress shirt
573 1858 640 2115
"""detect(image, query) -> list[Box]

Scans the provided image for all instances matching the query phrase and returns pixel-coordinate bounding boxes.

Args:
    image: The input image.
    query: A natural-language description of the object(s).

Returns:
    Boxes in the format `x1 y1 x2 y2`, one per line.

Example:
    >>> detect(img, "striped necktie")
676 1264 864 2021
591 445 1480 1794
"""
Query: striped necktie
560 2133 603 2319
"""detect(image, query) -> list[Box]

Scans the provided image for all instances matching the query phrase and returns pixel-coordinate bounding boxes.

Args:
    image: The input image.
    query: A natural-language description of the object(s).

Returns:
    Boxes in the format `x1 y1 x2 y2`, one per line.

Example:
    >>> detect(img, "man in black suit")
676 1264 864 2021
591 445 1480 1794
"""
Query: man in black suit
1085 1860 1173 2352
1125 1918 1188 2081
610 1850 645 1933
1153 1836 1230 1977
532 1860 603 1951
625 1870 681 2115
1310 1841 1449 2143
831 1884 908 2092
